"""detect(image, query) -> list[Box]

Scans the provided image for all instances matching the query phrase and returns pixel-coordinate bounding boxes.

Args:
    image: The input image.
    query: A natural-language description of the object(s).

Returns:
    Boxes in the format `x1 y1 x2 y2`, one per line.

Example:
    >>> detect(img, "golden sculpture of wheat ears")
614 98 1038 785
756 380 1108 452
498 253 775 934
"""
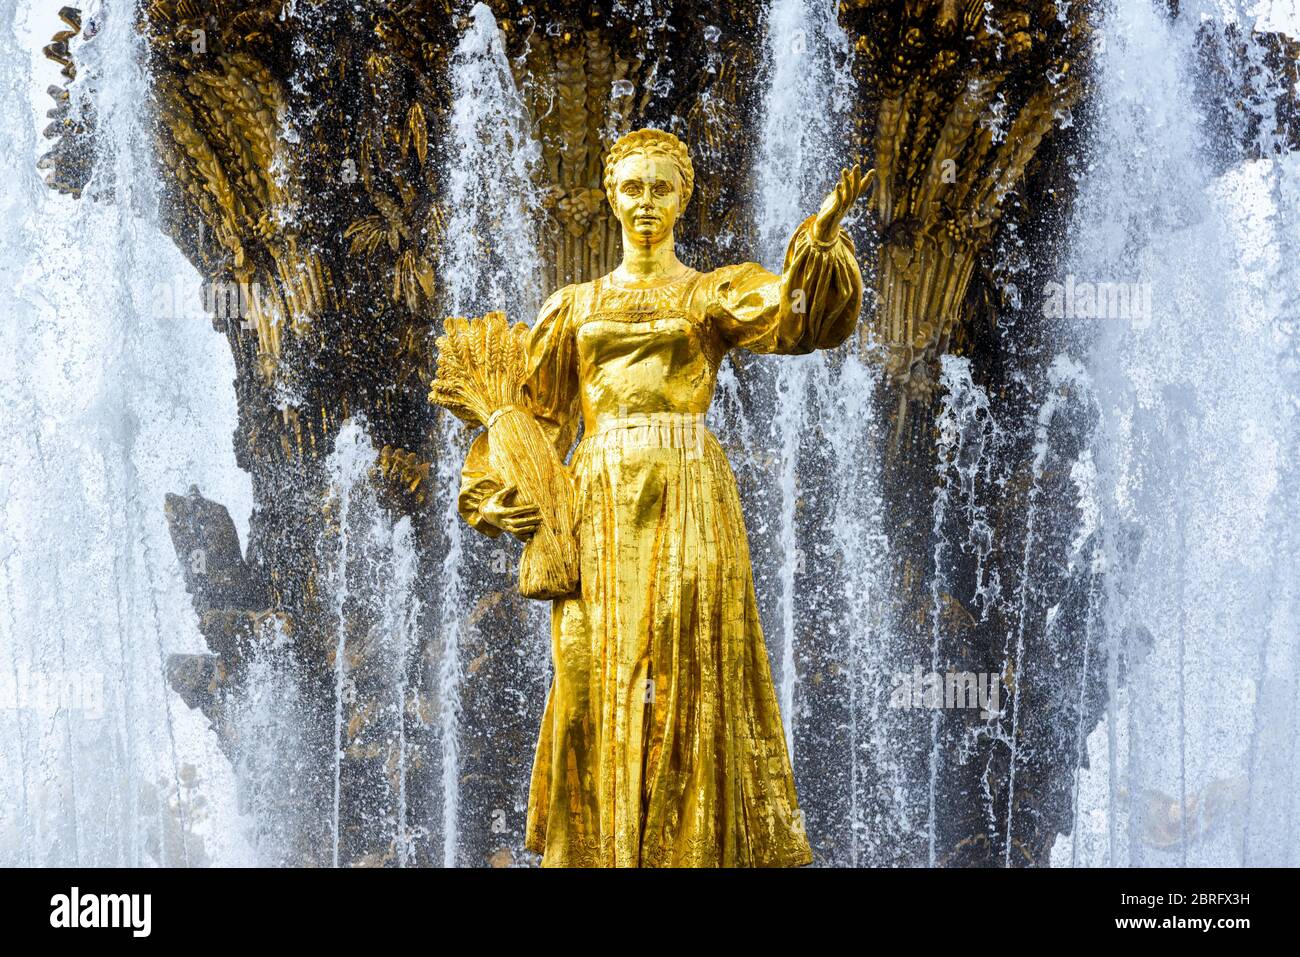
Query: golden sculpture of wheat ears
429 311 532 426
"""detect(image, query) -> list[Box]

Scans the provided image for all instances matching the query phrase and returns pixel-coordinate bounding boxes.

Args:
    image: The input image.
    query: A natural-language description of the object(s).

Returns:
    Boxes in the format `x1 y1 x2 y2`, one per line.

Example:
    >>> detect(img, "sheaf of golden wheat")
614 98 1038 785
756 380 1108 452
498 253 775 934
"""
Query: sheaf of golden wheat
428 311 579 600
428 311 531 426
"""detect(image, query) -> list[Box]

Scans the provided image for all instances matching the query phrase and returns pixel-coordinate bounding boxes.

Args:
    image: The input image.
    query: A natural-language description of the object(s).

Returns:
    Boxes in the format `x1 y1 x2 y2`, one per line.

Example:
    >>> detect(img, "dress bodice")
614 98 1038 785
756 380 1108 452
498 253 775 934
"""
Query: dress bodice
572 272 721 432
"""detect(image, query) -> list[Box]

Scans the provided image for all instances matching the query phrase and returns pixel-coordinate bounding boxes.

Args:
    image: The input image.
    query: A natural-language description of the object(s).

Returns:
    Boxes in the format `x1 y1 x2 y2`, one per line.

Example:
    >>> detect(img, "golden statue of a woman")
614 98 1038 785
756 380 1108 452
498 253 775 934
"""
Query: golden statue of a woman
453 129 866 867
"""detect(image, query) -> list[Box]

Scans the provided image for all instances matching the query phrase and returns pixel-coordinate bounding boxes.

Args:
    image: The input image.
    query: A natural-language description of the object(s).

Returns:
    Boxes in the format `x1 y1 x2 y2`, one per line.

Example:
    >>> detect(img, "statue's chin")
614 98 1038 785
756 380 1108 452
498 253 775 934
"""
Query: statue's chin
627 224 666 245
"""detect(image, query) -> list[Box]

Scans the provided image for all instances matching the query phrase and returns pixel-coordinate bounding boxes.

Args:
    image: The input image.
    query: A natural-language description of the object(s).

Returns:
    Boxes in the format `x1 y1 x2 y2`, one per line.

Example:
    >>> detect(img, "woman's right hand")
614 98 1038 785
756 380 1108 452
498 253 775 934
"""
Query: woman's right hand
479 485 543 541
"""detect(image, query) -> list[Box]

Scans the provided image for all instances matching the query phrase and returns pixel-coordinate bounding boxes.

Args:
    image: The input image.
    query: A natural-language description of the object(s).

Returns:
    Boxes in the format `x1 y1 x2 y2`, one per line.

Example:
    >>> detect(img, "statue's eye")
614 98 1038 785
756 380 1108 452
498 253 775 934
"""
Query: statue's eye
653 183 672 196
621 181 640 194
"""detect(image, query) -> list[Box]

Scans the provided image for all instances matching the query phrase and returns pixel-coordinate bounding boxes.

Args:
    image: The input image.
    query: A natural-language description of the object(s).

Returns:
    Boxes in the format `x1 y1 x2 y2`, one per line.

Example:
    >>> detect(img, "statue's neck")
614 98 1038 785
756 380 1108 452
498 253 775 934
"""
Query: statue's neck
614 232 686 286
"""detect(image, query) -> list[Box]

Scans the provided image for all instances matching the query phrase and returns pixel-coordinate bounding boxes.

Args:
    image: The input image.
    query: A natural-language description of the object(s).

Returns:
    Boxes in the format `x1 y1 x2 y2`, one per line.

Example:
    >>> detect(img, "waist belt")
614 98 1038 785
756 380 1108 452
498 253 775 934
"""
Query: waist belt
582 411 710 451
590 411 706 434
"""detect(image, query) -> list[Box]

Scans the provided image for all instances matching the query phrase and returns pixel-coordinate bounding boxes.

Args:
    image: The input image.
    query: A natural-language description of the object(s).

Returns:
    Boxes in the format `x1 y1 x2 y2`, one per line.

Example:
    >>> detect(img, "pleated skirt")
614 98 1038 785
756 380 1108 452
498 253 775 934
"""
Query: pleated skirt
524 412 813 867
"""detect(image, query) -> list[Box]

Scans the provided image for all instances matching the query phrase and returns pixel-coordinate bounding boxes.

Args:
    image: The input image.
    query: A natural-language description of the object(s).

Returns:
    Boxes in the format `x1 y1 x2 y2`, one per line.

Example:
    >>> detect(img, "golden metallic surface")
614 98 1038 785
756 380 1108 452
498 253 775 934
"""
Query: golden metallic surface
451 130 866 866
432 313 580 599
842 0 1098 426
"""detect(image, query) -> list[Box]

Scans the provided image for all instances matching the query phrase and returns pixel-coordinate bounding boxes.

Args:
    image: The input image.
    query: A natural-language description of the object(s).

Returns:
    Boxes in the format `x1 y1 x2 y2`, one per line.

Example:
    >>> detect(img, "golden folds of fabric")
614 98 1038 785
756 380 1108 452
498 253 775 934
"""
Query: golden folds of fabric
457 214 863 866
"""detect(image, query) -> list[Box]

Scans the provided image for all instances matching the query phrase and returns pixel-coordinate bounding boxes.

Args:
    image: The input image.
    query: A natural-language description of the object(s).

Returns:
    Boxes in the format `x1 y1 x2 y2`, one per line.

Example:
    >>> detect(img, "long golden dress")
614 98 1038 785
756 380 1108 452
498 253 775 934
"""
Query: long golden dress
457 214 863 866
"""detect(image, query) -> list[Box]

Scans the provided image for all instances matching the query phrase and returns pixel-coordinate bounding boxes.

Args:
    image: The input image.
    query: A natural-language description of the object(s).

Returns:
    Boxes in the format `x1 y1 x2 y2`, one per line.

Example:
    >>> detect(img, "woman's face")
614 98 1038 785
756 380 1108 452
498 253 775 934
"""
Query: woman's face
610 151 682 246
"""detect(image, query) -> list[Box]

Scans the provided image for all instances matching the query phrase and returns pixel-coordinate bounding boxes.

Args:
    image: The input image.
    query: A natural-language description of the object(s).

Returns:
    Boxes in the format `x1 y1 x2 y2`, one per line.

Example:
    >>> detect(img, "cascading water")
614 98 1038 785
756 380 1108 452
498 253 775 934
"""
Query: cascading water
1048 0 1300 866
755 0 855 759
925 355 1005 866
316 420 423 867
0 2 251 865
432 1 547 867
749 0 904 864
1003 355 1093 865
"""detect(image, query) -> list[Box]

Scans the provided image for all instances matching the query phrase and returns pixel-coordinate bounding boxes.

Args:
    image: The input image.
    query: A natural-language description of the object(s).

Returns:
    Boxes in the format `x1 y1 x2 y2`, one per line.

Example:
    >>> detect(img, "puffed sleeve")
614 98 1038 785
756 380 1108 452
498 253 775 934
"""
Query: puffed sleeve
457 432 504 538
456 285 580 536
520 284 581 458
705 214 863 355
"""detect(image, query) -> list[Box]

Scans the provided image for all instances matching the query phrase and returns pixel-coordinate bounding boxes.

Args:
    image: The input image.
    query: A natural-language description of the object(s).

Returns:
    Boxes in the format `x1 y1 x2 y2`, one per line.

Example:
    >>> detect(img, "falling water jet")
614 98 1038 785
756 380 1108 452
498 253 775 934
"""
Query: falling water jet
318 417 427 867
2 0 251 866
1002 356 1090 867
383 518 420 867
821 354 889 865
324 424 367 868
434 2 545 867
1053 0 1300 867
926 355 1003 866
1067 450 1104 868
754 0 855 773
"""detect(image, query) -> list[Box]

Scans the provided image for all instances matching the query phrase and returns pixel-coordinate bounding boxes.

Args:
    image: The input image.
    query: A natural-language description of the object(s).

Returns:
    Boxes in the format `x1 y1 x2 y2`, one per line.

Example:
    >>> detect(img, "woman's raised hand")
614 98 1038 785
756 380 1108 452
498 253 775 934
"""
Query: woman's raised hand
812 164 873 243
479 485 543 541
